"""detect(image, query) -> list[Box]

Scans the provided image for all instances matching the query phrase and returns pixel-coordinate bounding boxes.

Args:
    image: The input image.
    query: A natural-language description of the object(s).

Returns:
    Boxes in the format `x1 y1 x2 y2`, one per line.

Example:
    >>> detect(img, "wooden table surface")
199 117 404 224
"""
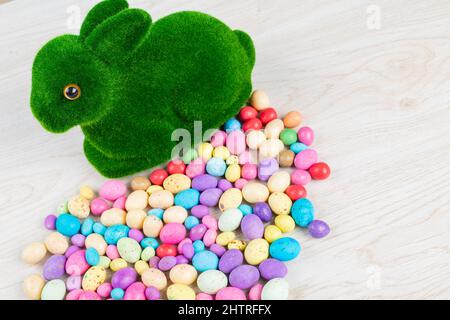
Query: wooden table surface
0 0 449 300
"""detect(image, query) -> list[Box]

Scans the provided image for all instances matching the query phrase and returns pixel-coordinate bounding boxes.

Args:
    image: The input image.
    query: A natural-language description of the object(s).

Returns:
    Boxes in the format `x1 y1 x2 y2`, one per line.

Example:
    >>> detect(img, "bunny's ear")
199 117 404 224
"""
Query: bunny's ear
80 0 129 40
84 9 152 64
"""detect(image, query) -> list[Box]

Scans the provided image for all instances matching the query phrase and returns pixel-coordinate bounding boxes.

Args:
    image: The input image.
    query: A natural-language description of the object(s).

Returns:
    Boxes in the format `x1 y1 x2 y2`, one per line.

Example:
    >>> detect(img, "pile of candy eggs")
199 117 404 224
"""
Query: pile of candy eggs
21 89 331 300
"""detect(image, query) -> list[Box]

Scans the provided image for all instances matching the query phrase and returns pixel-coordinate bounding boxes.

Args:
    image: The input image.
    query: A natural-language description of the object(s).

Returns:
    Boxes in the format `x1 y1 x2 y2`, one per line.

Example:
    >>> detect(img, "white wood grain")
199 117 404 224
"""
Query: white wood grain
0 0 449 299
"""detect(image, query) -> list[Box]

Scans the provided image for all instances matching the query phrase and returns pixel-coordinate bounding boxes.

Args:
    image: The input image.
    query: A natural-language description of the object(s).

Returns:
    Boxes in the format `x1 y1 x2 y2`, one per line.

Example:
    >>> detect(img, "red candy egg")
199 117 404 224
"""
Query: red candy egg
242 118 263 132
285 185 307 200
239 106 258 121
309 162 331 180
259 107 278 125
156 244 177 257
167 160 186 175
149 168 168 185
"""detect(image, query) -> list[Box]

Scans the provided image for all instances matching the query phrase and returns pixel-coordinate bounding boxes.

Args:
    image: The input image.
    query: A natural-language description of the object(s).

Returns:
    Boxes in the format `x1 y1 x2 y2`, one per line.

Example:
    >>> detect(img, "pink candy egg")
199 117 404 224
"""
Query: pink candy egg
66 289 84 300
211 130 227 147
203 229 217 247
97 283 113 298
113 196 127 210
241 163 257 180
248 283 263 300
99 180 127 201
298 126 314 146
238 150 252 165
202 215 218 230
79 291 102 300
291 169 312 185
124 282 146 300
90 197 109 216
215 287 247 300
106 245 120 260
294 149 318 170
65 250 89 276
234 178 248 189
186 158 206 178
177 238 193 253
226 130 246 155
197 293 214 300
159 223 187 244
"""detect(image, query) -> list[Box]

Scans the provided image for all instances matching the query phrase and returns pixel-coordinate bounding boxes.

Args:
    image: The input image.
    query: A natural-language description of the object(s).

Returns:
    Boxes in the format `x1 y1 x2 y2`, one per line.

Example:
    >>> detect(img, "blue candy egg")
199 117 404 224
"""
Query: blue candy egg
291 198 315 227
193 240 205 252
93 222 107 235
85 247 100 266
174 188 200 209
104 224 130 245
110 288 124 300
148 208 164 219
269 237 301 261
141 237 159 249
55 213 80 237
238 204 253 216
206 157 227 176
224 118 241 132
192 250 219 272
81 218 94 236
290 142 308 154
184 216 200 230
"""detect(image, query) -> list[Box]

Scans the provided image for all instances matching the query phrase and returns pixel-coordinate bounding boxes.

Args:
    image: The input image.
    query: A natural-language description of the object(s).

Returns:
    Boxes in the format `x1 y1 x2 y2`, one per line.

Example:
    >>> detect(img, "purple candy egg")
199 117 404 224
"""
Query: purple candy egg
111 267 137 289
199 188 223 207
253 202 273 222
182 243 195 259
129 229 144 242
218 179 233 191
43 255 67 280
145 286 161 300
229 265 260 289
44 214 57 230
209 244 226 257
191 205 210 219
65 245 80 258
308 220 330 238
258 158 279 181
240 214 264 240
258 258 288 280
158 256 177 271
189 224 207 241
192 174 218 191
71 234 85 247
218 249 244 273
176 255 189 264
149 256 160 268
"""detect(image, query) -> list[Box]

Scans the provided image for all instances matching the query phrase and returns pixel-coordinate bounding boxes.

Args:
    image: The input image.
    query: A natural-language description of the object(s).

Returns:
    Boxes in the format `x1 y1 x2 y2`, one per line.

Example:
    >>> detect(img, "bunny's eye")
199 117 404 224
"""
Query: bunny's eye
63 84 81 100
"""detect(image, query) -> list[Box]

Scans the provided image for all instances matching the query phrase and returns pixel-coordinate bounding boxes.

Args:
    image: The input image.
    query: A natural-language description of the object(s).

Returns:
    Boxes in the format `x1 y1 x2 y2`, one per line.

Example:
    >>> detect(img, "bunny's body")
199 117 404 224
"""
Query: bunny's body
31 0 255 177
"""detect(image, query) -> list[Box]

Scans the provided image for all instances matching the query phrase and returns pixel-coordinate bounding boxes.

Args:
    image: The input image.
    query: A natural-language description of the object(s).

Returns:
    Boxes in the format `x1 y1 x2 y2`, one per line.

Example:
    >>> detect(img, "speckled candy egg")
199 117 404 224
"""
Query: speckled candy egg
240 214 264 240
242 182 269 203
117 237 142 263
218 249 243 273
111 267 137 289
261 278 289 300
192 250 219 272
268 192 292 215
142 268 167 290
229 265 260 289
218 188 242 211
163 206 188 224
148 190 174 209
244 239 269 265
43 254 66 280
100 208 126 226
85 233 107 255
218 208 243 232
169 264 198 285
82 266 106 291
44 232 69 255
167 284 196 300
269 237 301 261
291 198 315 227
143 215 163 237
104 224 130 245
163 174 191 194
215 286 247 300
68 195 90 219
197 269 228 294
174 188 200 209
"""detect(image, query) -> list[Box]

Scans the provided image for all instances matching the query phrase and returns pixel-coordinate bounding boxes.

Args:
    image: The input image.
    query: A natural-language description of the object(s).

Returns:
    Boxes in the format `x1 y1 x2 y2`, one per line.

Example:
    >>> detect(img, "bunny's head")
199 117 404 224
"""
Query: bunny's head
30 35 113 133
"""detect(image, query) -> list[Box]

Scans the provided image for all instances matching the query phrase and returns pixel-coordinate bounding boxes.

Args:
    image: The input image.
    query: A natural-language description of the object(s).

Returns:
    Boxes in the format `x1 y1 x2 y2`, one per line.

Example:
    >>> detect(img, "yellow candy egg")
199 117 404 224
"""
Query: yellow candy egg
126 209 147 229
274 215 296 233
226 155 239 165
110 258 128 271
227 239 246 251
98 256 111 269
163 206 188 224
79 185 95 200
141 268 167 290
169 264 198 285
163 174 191 194
131 176 151 191
244 239 269 265
198 142 214 160
82 266 106 291
44 232 68 255
213 146 230 160
21 242 47 265
264 225 282 243
22 274 45 300
135 260 150 275
225 164 241 183
250 89 270 111
216 231 236 246
146 185 163 195
85 233 107 255
100 208 126 226
242 182 269 203
166 284 196 300
125 190 148 211
68 195 90 219
143 215 164 237
267 171 291 193
148 190 174 209
268 192 292 215
264 119 284 139
218 188 242 211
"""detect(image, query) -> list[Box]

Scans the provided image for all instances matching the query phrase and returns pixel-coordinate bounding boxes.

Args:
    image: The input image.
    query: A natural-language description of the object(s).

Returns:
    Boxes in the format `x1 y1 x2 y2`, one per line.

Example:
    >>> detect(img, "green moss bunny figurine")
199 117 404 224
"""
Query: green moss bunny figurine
30 0 255 177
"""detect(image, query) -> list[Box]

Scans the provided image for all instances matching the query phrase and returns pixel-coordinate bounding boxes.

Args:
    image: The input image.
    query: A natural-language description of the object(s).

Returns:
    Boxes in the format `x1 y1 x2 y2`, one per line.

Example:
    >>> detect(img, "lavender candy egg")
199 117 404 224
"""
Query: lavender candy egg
199 188 223 207
66 275 82 291
182 243 195 259
191 205 210 219
111 267 137 289
218 249 243 273
258 258 288 280
258 158 279 181
253 202 273 222
229 265 260 289
145 286 161 300
218 179 233 191
308 220 330 238
158 256 177 271
43 255 67 280
189 224 208 241
192 174 218 191
176 255 189 265
240 214 264 240
149 256 160 268
209 244 226 257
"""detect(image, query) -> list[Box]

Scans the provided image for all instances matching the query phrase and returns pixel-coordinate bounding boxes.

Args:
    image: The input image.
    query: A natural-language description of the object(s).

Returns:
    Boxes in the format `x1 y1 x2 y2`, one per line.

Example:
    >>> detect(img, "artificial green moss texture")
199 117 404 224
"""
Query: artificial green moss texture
31 0 255 178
